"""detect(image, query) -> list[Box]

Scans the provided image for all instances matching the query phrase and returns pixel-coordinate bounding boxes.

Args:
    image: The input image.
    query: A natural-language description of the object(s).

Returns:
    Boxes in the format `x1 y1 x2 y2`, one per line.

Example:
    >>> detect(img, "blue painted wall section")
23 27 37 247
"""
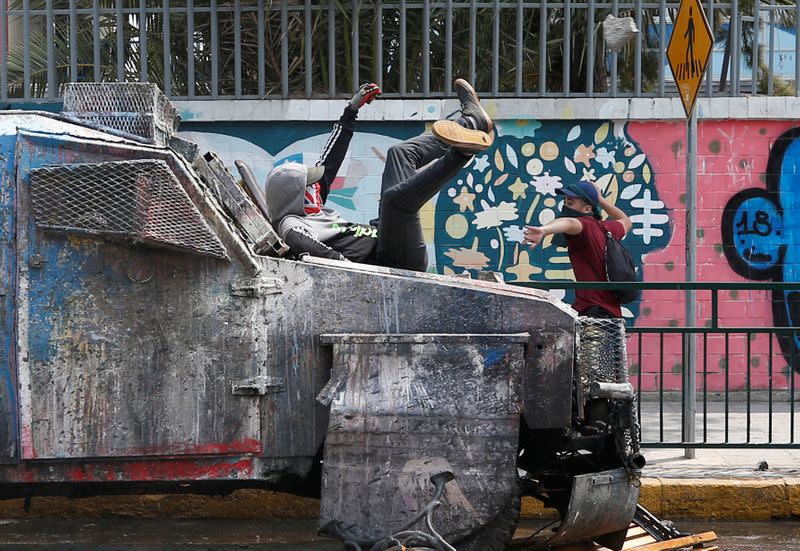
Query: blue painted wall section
722 127 800 373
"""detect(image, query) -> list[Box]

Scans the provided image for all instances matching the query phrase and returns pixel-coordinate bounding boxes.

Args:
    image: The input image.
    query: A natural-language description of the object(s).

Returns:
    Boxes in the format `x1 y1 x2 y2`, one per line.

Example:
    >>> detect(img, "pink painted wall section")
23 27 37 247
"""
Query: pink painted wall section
628 121 800 392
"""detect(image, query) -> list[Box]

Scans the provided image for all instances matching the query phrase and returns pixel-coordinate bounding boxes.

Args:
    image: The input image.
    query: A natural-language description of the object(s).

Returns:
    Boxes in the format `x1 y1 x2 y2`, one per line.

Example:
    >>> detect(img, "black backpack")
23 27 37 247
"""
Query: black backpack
604 231 639 304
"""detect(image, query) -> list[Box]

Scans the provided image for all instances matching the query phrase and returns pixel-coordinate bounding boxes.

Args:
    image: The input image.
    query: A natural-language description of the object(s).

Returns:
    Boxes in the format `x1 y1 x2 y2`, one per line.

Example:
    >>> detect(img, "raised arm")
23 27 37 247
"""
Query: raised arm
314 83 381 203
597 189 632 235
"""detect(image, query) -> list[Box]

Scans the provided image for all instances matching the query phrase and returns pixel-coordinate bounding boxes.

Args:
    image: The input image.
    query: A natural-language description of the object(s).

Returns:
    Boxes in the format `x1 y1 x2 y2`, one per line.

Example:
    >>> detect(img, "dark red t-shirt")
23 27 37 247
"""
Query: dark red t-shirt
565 217 626 317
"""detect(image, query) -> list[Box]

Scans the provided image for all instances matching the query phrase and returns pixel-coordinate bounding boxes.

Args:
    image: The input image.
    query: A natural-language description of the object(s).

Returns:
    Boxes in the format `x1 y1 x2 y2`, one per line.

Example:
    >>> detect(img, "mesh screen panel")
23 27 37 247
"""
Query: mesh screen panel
62 83 179 146
74 114 166 143
576 317 629 387
30 159 228 259
577 317 641 459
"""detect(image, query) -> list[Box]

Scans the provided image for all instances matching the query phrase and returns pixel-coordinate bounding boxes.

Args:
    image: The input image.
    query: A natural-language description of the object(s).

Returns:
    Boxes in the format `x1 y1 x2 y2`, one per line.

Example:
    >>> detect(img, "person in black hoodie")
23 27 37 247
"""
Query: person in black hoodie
264 79 493 272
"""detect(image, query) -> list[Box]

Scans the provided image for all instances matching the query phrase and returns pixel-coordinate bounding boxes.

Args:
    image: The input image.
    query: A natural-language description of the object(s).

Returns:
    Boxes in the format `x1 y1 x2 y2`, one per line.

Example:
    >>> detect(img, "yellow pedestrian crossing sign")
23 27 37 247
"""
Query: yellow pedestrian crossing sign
667 0 714 118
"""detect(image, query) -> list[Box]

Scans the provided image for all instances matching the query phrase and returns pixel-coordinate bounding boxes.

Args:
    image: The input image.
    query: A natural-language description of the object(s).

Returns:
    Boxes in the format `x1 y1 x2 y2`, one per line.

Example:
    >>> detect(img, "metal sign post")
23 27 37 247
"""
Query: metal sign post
667 0 713 459
684 107 698 460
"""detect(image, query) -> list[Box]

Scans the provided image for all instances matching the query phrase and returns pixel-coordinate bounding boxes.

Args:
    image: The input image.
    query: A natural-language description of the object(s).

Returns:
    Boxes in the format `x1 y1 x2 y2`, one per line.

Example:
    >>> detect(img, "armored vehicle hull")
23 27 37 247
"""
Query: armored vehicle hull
0 102 641 550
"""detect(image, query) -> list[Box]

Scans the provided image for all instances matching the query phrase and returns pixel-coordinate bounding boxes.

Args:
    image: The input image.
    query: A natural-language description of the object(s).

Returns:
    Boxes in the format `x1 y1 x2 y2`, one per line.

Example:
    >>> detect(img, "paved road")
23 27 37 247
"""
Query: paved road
678 521 800 551
513 519 800 550
0 518 797 550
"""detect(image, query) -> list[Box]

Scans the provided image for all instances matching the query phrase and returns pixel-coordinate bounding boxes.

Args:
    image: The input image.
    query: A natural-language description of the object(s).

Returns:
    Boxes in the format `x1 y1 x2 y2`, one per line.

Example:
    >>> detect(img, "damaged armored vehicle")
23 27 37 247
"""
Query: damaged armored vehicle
0 84 643 550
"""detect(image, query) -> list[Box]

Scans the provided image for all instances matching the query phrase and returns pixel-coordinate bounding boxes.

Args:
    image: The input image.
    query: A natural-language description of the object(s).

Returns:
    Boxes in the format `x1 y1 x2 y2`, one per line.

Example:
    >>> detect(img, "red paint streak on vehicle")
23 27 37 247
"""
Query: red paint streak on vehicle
19 426 36 460
66 466 88 481
1 458 258 484
122 458 257 481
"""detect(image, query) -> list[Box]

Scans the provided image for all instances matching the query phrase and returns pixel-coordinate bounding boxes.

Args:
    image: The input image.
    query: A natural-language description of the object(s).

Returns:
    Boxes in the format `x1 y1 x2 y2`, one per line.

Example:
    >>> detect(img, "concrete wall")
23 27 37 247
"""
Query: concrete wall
176 98 800 392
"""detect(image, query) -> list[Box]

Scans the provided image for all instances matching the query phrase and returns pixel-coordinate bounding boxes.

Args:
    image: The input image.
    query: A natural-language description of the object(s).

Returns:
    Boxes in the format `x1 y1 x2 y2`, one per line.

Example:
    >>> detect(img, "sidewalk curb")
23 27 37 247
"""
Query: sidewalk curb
521 477 800 521
0 478 797 521
637 476 800 520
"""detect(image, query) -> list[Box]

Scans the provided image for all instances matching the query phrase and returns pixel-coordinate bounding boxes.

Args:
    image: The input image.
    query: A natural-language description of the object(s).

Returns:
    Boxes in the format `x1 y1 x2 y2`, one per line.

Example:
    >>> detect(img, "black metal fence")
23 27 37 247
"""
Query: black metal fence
3 0 800 102
518 281 800 450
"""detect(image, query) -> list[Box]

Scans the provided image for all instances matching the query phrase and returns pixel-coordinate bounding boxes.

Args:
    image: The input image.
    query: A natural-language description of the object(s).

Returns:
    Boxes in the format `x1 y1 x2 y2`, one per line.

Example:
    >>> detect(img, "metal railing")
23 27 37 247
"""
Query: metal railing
2 0 800 103
518 281 800 450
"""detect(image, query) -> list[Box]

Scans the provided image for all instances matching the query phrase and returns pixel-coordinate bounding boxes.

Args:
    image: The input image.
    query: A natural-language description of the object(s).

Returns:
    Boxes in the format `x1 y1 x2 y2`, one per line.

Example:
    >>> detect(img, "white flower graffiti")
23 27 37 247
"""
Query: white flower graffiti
530 171 563 196
502 225 526 243
580 167 597 183
595 146 617 169
472 154 490 172
473 200 519 229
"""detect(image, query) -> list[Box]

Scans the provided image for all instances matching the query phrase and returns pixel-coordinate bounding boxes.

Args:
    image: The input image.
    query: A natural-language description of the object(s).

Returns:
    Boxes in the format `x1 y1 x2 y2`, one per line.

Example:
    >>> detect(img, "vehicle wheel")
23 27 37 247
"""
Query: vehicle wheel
455 486 521 551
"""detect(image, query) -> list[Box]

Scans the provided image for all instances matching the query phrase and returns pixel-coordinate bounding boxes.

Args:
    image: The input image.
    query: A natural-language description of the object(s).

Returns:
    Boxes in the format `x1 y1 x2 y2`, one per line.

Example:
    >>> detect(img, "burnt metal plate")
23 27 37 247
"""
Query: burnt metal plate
319 333 528 543
0 132 18 464
547 468 640 548
194 153 286 257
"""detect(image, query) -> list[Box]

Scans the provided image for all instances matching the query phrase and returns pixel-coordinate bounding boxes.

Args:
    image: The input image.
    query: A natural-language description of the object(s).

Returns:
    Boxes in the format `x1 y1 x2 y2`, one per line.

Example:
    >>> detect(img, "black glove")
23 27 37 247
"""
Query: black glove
349 83 382 111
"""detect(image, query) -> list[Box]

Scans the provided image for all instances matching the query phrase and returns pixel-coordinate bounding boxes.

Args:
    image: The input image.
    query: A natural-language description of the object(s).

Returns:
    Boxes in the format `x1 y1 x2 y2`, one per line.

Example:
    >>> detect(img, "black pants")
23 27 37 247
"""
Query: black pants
375 133 471 271
582 305 619 319
316 108 471 272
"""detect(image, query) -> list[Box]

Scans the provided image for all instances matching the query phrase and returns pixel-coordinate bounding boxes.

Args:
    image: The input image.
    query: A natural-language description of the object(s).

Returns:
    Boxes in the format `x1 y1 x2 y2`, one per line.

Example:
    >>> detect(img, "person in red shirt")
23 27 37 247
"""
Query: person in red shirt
523 181 632 318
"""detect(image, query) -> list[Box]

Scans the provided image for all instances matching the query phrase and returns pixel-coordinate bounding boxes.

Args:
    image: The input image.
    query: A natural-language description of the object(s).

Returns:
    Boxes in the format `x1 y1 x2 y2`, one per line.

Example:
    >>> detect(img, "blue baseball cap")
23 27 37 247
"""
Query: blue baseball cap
556 181 599 205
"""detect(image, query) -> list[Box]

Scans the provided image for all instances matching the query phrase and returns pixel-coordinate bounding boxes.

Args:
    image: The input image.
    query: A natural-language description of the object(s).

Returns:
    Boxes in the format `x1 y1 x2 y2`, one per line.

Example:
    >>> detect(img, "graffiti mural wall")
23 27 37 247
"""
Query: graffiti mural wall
721 126 800 377
179 117 800 392
433 120 670 324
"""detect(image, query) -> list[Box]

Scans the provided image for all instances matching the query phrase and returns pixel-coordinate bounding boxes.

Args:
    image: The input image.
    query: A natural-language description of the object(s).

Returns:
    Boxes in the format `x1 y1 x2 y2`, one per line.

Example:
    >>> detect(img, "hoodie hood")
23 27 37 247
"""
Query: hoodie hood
264 162 307 222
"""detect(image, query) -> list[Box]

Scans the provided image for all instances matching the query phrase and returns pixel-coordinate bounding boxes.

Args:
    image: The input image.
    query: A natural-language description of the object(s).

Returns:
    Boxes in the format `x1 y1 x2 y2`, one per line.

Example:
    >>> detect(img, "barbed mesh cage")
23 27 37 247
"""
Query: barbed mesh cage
62 83 179 146
30 159 228 260
576 317 629 387
576 316 640 460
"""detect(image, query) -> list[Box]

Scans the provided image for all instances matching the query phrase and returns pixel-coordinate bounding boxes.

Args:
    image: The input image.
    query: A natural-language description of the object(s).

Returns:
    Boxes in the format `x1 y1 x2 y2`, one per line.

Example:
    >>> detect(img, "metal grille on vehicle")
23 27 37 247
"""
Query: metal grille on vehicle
30 159 228 260
576 316 641 466
62 83 179 146
576 317 630 387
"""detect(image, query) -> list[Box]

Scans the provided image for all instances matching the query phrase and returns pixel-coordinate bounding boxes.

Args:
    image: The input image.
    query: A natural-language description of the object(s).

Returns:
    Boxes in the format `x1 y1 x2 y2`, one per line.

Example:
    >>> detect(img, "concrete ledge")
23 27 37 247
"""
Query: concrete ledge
636 477 800 520
176 97 800 123
520 476 800 521
0 478 797 520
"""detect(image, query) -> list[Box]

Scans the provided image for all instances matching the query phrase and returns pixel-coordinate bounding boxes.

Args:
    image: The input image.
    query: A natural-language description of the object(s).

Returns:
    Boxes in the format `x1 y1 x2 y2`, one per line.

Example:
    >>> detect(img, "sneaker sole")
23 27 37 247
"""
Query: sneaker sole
454 78 494 134
432 120 493 152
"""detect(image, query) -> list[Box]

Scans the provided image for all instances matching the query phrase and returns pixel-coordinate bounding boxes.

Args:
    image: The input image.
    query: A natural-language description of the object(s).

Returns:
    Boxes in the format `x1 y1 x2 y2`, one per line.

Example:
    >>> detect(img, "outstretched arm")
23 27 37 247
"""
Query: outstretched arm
315 83 381 203
523 218 583 248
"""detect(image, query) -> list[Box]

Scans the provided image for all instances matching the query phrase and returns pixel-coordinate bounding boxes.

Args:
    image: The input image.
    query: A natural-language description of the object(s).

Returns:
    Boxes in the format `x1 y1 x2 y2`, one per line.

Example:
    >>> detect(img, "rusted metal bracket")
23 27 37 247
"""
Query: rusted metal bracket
28 254 46 268
254 232 289 257
231 376 285 396
230 277 283 298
